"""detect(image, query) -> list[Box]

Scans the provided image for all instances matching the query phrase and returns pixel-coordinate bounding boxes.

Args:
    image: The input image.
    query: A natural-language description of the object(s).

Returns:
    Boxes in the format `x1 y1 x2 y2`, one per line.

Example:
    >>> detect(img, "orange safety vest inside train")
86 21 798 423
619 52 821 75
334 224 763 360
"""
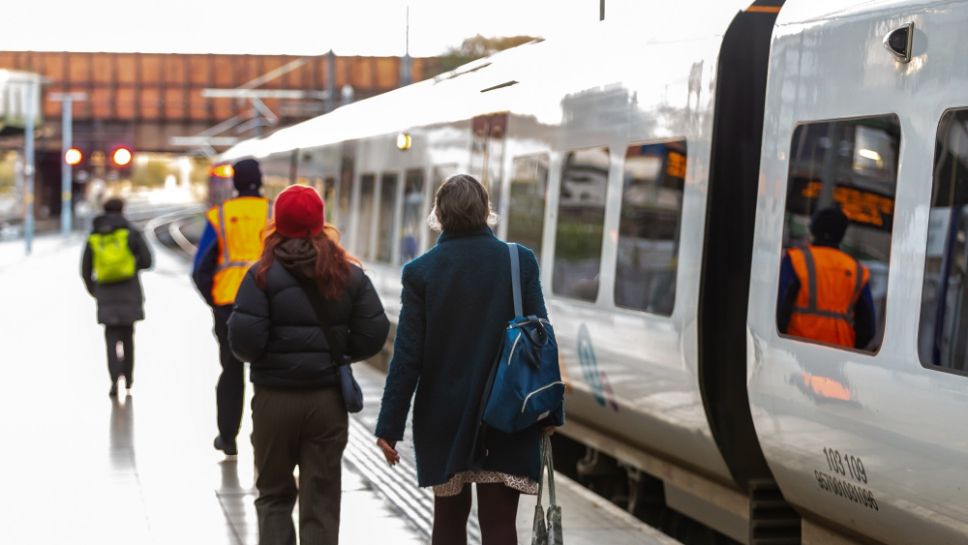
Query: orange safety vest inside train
206 196 272 306
786 245 870 349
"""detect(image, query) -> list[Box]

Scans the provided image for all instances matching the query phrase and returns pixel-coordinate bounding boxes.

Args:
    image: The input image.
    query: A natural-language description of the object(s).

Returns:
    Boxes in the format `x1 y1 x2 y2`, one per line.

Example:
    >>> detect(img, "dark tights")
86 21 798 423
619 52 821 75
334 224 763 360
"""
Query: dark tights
104 325 134 385
432 483 520 545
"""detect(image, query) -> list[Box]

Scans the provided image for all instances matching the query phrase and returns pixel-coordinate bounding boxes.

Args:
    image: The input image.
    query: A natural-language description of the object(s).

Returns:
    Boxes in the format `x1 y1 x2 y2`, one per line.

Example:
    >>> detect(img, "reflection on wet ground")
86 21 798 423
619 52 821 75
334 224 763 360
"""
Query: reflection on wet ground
0 237 423 545
0 236 674 545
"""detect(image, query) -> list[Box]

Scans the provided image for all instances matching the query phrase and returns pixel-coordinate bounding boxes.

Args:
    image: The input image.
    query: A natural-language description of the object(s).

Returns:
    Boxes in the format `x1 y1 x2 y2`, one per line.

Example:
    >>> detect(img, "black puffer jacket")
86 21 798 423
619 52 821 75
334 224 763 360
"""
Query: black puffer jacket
228 239 390 388
81 212 153 325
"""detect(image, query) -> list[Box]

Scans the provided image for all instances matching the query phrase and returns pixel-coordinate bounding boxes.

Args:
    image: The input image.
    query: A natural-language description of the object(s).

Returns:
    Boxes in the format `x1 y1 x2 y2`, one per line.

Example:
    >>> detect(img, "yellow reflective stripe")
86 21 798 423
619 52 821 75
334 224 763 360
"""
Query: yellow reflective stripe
801 246 818 312
217 204 231 265
216 260 256 271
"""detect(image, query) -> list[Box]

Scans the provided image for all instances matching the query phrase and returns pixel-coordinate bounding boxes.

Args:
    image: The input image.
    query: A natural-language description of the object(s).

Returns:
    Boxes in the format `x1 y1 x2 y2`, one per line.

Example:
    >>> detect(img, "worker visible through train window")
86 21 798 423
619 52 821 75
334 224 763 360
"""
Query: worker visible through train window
776 116 900 352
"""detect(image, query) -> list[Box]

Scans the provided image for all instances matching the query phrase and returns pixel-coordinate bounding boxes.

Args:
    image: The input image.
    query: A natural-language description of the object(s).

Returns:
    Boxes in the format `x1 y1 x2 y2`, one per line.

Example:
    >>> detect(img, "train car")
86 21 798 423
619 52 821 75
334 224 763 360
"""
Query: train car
217 2 968 544
747 2 968 544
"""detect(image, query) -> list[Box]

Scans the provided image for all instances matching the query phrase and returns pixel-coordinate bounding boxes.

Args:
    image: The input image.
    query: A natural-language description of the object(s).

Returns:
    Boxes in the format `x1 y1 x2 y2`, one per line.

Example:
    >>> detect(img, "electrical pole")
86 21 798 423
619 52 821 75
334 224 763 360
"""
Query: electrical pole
401 5 412 85
24 81 36 255
50 92 87 237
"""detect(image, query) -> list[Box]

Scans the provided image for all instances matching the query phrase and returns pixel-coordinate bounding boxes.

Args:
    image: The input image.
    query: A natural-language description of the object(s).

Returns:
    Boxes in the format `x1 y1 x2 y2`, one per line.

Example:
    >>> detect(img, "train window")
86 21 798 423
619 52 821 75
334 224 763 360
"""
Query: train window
427 164 457 245
376 173 399 263
336 152 354 237
322 177 336 224
401 169 424 262
614 141 686 315
777 116 900 353
507 154 549 260
358 174 376 260
552 147 610 302
918 109 968 374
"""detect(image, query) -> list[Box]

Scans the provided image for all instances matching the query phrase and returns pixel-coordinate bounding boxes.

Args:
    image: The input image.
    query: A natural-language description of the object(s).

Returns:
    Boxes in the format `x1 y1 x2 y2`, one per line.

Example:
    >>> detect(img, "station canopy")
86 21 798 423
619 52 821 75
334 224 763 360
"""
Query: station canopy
0 70 43 135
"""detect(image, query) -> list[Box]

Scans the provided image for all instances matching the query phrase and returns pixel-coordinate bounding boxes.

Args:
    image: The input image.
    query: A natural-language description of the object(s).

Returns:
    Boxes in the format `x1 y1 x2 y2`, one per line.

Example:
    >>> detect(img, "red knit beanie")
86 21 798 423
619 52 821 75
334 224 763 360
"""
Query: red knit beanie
273 185 325 238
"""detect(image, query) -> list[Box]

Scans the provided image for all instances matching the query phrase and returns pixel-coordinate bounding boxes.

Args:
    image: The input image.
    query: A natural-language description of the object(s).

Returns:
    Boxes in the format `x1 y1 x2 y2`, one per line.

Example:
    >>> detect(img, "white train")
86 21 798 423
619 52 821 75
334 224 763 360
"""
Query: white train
218 2 968 543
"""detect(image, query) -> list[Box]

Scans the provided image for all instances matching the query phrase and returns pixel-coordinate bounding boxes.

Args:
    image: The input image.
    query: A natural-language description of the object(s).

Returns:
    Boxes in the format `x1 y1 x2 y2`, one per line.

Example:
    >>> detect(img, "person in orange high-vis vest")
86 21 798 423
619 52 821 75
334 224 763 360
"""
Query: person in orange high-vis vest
192 158 271 456
778 207 876 350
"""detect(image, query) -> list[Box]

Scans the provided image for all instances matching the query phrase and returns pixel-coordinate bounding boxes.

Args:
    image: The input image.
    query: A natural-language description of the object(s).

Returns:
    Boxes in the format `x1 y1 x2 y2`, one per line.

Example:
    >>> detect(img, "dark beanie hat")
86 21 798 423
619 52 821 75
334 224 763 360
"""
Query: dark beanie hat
103 197 124 213
274 185 325 238
233 158 263 193
810 206 849 245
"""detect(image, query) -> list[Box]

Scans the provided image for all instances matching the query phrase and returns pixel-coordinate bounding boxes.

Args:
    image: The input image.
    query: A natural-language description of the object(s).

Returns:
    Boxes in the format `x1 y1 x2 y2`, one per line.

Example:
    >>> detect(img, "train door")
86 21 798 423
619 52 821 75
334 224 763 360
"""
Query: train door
747 3 968 544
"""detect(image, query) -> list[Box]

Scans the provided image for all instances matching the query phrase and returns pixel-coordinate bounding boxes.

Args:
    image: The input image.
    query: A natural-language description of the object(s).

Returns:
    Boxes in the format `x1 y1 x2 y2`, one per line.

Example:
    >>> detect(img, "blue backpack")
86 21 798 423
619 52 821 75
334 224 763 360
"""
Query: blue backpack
482 243 564 434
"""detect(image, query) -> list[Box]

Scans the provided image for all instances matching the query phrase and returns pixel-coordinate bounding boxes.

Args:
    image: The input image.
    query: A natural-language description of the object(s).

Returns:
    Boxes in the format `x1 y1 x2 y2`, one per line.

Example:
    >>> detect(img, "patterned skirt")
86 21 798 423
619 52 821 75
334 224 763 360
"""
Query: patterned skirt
433 470 539 497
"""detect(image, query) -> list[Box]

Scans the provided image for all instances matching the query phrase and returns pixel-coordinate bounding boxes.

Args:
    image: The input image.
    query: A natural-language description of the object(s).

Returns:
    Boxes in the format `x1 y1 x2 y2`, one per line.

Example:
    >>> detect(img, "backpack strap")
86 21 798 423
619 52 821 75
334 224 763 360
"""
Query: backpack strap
508 242 523 318
295 277 345 369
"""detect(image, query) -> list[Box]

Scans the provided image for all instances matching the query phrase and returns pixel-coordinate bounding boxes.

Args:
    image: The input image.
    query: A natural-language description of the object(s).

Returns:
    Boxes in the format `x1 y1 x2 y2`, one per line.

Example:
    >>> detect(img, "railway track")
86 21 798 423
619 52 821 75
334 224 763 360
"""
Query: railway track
143 206 204 259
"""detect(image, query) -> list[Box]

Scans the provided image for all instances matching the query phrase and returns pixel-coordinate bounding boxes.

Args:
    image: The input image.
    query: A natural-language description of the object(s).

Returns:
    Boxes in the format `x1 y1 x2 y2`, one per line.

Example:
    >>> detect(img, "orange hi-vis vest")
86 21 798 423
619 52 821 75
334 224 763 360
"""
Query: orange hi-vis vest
787 245 870 348
206 196 272 306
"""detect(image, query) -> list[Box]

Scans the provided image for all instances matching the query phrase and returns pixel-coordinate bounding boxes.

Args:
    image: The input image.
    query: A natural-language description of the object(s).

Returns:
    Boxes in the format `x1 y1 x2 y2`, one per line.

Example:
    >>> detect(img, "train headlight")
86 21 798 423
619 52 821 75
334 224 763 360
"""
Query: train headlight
396 132 412 151
211 164 235 179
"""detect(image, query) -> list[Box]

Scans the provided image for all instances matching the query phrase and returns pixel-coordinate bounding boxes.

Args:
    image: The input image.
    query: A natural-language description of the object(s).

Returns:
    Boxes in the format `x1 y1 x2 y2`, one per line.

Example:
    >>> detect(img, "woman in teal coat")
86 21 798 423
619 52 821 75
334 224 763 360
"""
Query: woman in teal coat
375 174 558 545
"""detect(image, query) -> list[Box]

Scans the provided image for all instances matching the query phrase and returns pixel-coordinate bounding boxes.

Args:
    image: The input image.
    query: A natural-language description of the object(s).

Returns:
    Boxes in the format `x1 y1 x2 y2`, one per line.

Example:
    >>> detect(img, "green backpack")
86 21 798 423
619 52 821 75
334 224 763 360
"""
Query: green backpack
89 229 136 284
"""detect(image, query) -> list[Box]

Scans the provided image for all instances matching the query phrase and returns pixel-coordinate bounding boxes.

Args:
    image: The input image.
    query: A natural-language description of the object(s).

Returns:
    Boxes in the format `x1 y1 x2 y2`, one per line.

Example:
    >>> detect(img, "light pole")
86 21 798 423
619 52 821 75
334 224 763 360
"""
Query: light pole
49 92 87 237
23 81 36 255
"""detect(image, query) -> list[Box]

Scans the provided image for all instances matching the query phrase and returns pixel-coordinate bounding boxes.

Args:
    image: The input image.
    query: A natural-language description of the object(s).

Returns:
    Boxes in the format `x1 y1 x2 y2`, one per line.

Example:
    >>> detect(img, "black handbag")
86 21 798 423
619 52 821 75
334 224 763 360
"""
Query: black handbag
297 278 364 413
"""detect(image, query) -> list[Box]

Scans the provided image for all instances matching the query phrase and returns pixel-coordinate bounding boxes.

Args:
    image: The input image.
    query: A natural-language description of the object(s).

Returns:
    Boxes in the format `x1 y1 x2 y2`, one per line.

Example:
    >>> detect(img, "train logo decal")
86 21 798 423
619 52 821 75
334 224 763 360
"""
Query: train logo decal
577 324 618 411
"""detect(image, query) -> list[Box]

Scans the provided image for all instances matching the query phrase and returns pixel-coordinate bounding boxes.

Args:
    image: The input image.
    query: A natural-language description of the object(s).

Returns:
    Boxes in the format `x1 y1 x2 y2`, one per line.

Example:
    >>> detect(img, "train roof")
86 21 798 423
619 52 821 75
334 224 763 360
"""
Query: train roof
219 0 757 162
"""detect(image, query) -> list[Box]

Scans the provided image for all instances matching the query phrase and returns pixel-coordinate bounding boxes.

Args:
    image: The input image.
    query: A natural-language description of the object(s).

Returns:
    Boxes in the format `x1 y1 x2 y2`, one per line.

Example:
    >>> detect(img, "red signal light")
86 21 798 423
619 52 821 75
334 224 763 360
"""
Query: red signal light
111 146 133 168
64 147 83 166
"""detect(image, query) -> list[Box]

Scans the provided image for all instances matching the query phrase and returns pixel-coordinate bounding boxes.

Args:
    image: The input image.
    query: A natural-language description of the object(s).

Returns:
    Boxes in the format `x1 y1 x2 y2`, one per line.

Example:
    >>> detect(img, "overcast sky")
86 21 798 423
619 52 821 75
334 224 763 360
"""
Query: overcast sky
0 0 600 56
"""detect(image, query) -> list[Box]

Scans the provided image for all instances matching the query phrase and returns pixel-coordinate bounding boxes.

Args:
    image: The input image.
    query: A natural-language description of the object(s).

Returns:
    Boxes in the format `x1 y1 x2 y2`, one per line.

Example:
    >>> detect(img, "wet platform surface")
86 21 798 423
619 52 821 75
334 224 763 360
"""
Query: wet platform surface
0 228 678 545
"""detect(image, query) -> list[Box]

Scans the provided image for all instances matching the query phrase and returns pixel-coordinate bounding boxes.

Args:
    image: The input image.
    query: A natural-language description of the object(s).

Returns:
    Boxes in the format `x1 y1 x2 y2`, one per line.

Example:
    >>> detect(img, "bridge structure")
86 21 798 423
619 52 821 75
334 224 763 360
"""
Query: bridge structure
0 50 445 153
0 51 445 227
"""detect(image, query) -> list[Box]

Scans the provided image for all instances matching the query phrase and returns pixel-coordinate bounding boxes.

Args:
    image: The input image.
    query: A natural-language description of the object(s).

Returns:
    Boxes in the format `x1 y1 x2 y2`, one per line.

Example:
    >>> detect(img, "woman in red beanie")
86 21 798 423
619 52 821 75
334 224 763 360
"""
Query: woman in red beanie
228 184 390 545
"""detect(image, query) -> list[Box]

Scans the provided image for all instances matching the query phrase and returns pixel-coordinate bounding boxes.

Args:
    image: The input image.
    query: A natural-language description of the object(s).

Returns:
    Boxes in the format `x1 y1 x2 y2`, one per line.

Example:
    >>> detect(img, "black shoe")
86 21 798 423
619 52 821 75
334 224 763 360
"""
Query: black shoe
214 435 238 456
109 382 119 397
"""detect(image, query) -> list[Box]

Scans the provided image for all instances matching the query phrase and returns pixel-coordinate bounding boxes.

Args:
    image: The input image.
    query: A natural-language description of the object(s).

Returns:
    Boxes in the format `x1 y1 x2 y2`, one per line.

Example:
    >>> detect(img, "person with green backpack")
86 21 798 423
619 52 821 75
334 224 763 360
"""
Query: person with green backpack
81 197 153 396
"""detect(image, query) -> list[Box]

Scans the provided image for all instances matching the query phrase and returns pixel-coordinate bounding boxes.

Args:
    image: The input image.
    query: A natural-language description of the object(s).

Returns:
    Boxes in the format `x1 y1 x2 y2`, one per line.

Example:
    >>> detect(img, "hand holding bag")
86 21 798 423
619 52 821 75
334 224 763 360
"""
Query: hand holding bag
297 278 364 413
532 434 563 545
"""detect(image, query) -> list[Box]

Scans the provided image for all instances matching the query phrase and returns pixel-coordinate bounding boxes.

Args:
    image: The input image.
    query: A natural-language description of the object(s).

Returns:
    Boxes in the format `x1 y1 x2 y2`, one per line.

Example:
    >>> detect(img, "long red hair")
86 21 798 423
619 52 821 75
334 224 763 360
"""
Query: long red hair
255 225 356 299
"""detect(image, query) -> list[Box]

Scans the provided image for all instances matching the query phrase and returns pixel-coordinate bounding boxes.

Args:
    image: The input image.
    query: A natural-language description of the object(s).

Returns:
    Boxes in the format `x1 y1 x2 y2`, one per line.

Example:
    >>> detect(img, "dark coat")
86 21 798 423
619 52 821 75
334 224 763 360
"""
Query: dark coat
228 242 390 389
375 228 548 487
81 213 153 326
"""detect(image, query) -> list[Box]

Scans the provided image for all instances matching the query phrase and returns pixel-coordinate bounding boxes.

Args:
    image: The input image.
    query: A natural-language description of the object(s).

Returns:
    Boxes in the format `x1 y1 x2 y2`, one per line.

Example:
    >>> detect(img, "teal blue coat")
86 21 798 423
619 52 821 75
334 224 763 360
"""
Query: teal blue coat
375 228 549 487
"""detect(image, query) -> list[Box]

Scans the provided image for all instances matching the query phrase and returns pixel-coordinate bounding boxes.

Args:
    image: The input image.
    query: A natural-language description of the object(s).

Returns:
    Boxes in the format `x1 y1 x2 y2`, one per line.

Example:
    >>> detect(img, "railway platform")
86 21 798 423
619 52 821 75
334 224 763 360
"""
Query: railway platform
0 229 678 545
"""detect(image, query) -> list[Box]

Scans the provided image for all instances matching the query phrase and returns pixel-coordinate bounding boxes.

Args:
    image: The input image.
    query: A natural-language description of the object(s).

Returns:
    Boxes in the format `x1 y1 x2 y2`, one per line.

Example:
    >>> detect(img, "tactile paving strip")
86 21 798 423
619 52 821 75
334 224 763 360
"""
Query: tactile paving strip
343 415 484 544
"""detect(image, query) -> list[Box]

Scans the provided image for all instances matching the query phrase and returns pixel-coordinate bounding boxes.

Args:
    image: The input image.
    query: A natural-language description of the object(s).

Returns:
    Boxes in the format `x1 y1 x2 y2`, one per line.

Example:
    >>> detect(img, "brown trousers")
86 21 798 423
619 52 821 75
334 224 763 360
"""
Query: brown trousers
252 385 348 545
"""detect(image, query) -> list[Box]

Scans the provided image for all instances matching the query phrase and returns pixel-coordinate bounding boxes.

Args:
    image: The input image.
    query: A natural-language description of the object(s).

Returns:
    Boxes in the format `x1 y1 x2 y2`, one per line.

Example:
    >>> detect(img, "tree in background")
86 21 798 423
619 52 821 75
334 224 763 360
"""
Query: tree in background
438 35 538 73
